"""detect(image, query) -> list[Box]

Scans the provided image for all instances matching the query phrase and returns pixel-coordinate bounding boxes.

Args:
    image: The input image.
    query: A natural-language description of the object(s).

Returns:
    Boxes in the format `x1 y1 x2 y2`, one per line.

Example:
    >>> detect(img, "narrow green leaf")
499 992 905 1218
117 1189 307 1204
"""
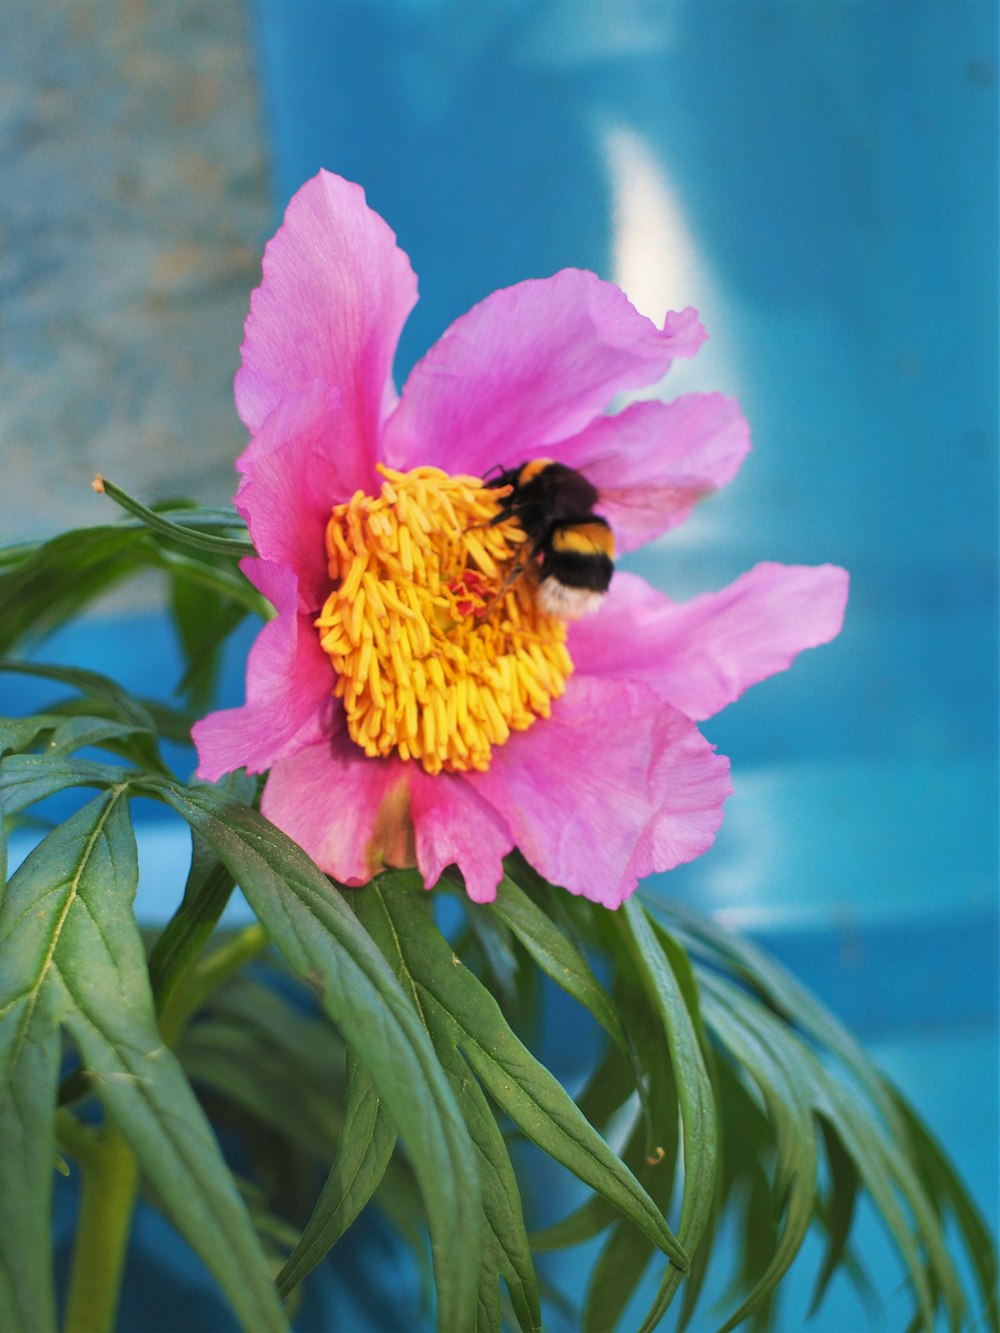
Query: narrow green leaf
0 754 132 816
0 661 155 733
666 905 901 1127
143 545 268 617
702 971 964 1333
809 1115 861 1316
147 834 236 1013
0 660 167 775
169 573 249 709
618 899 718 1331
0 999 60 1332
888 1093 999 1332
358 882 543 1333
0 526 145 653
529 1038 641 1251
582 1026 679 1333
276 1049 396 1299
47 715 154 757
369 875 688 1275
177 972 346 1164
0 716 63 757
462 902 521 1015
0 792 289 1332
811 1063 941 1332
487 875 627 1052
95 476 257 556
142 779 482 1333
697 977 819 1332
0 512 253 656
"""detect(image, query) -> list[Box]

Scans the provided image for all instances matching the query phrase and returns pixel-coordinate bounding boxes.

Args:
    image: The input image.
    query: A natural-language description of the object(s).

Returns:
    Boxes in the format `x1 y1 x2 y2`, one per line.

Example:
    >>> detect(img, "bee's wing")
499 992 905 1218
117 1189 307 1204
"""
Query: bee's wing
592 478 715 553
543 393 749 553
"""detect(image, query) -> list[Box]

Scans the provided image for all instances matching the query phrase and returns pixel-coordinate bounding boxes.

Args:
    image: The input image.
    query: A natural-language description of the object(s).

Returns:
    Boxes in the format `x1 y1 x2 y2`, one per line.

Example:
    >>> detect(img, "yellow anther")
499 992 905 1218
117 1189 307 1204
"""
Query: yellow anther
316 465 573 773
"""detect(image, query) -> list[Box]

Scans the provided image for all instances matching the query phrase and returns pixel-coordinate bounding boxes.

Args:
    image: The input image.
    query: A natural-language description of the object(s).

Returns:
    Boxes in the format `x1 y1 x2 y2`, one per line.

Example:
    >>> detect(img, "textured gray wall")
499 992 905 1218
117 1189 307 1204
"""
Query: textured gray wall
1 0 270 542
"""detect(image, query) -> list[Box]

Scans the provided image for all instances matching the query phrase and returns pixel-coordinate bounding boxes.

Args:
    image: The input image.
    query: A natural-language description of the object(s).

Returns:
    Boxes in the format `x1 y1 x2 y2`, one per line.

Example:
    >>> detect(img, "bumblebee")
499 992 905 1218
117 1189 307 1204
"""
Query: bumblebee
486 459 614 619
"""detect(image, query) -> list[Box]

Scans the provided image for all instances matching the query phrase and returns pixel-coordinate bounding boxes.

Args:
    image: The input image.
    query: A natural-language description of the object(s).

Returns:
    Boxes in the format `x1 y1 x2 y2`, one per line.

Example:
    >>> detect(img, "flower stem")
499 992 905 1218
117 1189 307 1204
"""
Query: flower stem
59 928 268 1331
63 1120 140 1333
92 473 257 556
157 923 269 1047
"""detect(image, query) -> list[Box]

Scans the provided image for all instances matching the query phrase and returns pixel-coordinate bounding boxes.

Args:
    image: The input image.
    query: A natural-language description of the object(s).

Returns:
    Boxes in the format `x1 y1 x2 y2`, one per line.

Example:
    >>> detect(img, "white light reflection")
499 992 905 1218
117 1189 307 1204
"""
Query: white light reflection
601 119 738 391
600 124 743 561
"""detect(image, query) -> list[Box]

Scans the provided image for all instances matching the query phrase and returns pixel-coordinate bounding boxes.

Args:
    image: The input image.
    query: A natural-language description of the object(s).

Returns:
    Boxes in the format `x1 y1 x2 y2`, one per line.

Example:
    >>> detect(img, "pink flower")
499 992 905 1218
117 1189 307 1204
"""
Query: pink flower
193 170 848 909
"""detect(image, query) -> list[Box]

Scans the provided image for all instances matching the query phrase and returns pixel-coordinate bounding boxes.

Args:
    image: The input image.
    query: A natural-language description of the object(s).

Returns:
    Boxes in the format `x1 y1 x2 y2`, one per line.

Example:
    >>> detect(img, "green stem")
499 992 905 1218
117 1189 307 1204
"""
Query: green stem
59 925 267 1330
63 1121 140 1333
55 1109 100 1171
158 923 270 1047
93 475 257 557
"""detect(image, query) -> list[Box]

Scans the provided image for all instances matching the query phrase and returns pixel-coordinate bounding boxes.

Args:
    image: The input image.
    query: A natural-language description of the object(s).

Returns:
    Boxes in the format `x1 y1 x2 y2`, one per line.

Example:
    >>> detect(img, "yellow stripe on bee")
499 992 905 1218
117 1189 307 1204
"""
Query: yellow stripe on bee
518 458 554 485
550 522 615 557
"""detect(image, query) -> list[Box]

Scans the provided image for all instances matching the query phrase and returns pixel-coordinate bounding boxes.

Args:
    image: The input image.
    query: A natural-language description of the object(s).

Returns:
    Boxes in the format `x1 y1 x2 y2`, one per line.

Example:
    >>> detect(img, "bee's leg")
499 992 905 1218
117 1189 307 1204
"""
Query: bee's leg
480 555 529 619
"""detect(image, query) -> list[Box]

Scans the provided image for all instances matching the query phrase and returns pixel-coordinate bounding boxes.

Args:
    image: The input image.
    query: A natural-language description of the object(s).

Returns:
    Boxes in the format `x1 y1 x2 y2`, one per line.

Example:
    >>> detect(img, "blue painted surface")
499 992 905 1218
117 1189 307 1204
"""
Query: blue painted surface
247 1 1000 1326
13 0 997 1328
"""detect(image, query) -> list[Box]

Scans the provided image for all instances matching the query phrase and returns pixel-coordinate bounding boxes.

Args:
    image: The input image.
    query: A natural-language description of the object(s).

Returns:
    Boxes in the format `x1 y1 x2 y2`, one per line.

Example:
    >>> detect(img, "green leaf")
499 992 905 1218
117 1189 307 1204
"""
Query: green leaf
0 512 260 659
0 715 63 757
487 875 627 1052
697 976 819 1332
276 1050 397 1299
357 882 542 1333
365 875 687 1276
0 659 156 728
95 476 256 557
701 971 967 1333
528 1038 642 1252
809 1115 861 1316
0 791 288 1331
617 899 718 1332
582 1024 679 1333
0 660 166 774
887 1093 999 1332
141 778 483 1333
663 902 994 1330
169 572 249 709
0 526 147 654
147 833 237 1013
0 754 132 817
0 992 60 1331
177 972 345 1163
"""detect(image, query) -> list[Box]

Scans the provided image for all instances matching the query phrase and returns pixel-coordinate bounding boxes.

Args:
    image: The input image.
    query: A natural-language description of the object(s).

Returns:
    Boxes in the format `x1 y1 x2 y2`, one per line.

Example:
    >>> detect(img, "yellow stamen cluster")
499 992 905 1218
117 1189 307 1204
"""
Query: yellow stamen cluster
316 465 573 774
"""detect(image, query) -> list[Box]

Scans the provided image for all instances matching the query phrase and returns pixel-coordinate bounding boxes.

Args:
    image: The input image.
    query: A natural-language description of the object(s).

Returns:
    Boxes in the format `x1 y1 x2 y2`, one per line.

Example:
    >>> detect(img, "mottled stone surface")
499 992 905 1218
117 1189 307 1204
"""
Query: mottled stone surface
0 0 270 541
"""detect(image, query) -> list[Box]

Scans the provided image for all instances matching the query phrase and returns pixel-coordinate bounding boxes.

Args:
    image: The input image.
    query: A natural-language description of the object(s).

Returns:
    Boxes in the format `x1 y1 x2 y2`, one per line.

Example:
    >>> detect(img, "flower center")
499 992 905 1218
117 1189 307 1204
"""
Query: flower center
316 464 573 774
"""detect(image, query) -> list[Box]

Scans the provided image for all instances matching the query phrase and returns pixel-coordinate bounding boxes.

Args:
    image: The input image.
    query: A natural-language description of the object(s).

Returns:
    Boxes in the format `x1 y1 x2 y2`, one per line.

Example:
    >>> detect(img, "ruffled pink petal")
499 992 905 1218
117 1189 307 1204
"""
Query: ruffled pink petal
543 392 750 553
569 565 850 722
409 769 514 904
192 559 335 781
382 269 704 475
260 736 411 887
467 677 731 908
233 383 346 607
234 170 418 485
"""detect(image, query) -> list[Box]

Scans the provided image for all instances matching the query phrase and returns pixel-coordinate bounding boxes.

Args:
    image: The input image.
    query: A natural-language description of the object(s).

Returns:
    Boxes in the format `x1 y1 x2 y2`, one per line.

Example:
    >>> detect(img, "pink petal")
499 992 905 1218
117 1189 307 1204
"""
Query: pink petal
544 393 750 553
261 737 411 887
192 559 334 781
468 677 731 908
234 170 418 485
570 565 850 721
409 769 514 904
382 270 704 475
233 383 346 607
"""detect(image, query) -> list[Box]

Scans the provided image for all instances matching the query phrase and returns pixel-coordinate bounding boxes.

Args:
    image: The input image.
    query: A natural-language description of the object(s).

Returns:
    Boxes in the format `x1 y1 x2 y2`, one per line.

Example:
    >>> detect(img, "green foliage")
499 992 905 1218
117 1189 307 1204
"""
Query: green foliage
0 504 995 1333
